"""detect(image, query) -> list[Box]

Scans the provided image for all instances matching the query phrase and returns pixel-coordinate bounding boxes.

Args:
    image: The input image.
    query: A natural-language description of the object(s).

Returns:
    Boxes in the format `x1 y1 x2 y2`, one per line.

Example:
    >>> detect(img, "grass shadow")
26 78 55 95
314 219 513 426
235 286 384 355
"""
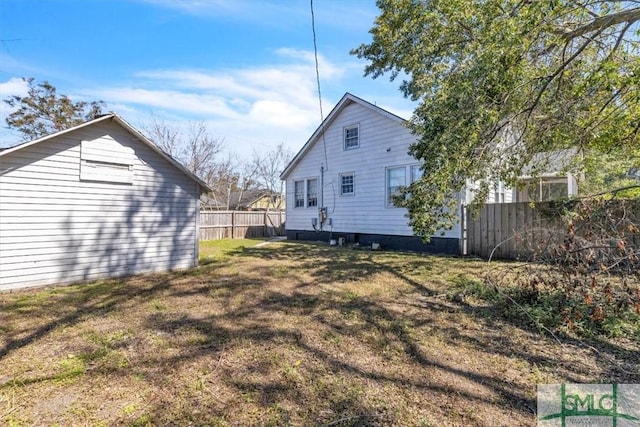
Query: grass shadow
2 240 638 425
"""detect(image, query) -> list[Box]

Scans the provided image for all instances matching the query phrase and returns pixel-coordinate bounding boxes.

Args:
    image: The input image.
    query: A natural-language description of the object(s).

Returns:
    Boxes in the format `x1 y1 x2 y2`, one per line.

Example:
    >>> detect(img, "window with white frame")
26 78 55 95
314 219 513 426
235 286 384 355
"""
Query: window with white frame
344 126 359 150
340 173 354 195
386 166 406 206
410 165 422 184
294 180 305 208
526 178 568 201
307 178 318 207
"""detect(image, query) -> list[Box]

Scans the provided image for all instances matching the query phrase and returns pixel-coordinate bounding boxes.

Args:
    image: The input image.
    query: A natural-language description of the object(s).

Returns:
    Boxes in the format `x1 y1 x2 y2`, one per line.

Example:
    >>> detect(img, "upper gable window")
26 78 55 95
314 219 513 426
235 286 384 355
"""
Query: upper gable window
344 125 359 150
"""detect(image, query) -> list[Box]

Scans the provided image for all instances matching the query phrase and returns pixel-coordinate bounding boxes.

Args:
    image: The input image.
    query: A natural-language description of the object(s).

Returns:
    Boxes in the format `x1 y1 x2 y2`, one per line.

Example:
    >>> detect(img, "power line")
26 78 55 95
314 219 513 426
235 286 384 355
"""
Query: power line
310 0 329 170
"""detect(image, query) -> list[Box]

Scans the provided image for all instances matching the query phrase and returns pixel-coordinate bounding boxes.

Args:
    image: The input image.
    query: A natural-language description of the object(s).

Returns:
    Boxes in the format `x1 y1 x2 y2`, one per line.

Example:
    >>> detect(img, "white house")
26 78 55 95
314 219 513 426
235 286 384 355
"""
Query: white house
0 113 211 291
281 93 577 253
281 93 466 253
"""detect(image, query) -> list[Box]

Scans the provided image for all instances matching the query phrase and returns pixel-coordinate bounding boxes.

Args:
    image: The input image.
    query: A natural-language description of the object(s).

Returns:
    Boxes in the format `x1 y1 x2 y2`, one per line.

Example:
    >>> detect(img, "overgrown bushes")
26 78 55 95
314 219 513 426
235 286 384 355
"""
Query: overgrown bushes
484 196 640 338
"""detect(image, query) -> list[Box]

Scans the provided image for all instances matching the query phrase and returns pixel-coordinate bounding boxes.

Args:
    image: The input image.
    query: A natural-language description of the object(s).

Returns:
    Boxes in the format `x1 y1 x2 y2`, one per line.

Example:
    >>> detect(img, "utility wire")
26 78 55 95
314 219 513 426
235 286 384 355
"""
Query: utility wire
310 0 329 170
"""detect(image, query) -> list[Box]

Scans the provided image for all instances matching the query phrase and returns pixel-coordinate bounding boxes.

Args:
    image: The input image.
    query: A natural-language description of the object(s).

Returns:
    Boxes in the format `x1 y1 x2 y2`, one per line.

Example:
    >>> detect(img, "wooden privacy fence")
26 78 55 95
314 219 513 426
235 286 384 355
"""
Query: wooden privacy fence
463 200 640 260
463 202 568 260
200 210 286 240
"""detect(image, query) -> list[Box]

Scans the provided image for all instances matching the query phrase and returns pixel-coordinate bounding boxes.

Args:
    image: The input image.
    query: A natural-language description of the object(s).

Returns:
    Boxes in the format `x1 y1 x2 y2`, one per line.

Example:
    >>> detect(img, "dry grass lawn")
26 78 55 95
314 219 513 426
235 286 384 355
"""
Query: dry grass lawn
1 240 638 426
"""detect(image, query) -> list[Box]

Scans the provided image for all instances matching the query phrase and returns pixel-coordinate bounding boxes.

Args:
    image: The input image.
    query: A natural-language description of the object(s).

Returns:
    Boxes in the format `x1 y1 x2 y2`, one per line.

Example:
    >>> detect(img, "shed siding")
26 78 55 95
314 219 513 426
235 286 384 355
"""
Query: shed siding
0 120 199 290
285 101 461 239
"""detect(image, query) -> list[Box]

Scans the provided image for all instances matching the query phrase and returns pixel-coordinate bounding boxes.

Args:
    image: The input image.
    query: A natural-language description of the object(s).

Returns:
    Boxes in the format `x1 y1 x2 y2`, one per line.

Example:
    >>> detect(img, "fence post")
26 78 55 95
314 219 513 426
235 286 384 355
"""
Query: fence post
460 203 466 255
281 210 285 235
232 211 236 239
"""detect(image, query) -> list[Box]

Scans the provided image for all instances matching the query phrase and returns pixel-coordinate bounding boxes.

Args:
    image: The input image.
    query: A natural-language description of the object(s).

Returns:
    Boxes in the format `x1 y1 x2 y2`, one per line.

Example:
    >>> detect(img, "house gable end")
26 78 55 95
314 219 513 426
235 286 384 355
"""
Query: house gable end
0 114 211 194
280 93 407 180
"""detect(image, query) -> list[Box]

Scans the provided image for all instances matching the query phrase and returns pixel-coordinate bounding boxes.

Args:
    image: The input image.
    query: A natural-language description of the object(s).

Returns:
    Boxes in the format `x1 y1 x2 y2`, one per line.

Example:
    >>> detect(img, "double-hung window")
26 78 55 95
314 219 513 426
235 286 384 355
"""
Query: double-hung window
340 173 354 196
307 178 318 207
344 126 359 150
294 180 305 208
294 178 319 208
386 167 406 206
410 165 422 184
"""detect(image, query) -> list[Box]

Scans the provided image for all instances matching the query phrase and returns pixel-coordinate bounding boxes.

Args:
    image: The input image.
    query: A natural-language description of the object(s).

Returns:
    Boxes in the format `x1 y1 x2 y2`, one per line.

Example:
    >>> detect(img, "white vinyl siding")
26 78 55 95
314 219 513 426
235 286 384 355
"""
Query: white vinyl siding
0 120 201 290
340 173 354 196
344 125 359 150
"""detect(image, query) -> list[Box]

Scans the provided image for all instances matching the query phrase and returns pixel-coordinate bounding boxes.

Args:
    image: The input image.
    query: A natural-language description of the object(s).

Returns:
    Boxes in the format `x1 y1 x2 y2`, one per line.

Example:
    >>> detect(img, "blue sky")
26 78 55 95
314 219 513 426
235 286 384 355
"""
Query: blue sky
0 0 416 157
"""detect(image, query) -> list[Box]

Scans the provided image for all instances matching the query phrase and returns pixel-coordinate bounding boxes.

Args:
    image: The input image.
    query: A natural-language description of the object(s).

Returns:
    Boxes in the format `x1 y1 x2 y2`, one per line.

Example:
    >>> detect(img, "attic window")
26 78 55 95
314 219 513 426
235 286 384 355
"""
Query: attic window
80 139 136 184
344 125 359 150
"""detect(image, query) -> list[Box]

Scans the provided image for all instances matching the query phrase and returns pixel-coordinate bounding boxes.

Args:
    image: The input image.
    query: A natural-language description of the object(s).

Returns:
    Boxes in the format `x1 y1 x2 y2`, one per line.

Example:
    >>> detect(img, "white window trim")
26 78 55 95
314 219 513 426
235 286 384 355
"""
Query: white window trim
339 172 355 196
343 124 360 150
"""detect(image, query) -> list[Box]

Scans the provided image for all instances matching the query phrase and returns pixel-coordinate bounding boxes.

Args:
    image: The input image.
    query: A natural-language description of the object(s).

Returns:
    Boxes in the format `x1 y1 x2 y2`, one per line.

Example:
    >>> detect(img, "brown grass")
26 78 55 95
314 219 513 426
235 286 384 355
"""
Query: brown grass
1 240 638 426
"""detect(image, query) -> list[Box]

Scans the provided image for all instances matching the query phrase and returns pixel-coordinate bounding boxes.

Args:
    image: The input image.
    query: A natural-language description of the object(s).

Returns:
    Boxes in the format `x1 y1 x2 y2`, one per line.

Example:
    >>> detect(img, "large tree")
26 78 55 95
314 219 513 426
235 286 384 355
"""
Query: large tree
353 0 640 238
4 77 105 140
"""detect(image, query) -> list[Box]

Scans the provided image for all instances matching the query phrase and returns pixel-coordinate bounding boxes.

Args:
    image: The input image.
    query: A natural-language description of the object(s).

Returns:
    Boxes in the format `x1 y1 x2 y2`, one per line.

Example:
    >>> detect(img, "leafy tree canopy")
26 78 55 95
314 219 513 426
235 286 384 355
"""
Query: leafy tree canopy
4 77 105 141
353 0 640 238
581 147 640 197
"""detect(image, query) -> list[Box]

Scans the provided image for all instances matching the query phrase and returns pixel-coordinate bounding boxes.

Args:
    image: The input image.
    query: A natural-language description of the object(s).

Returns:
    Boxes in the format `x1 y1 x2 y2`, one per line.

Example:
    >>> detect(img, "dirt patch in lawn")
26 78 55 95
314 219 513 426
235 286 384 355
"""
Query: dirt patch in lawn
1 241 638 426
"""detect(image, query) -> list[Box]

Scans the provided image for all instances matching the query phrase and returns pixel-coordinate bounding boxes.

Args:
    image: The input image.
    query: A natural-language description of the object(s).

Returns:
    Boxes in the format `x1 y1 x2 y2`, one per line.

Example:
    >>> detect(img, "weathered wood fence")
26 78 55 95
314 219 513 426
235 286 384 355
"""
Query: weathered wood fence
200 210 286 240
463 200 640 260
463 202 551 259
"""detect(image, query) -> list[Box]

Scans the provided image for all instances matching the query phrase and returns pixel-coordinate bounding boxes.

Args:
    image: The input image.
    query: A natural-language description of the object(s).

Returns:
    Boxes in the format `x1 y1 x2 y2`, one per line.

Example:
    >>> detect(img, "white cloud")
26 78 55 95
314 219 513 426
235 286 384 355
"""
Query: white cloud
0 77 29 99
0 45 414 156
248 100 312 128
88 49 344 156
0 78 31 146
96 87 243 119
133 49 342 106
0 48 342 153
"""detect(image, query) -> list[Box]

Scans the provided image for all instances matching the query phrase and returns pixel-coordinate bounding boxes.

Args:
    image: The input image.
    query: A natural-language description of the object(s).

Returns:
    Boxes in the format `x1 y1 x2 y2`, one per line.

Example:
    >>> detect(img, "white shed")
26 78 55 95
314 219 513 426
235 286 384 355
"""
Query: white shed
0 113 210 291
